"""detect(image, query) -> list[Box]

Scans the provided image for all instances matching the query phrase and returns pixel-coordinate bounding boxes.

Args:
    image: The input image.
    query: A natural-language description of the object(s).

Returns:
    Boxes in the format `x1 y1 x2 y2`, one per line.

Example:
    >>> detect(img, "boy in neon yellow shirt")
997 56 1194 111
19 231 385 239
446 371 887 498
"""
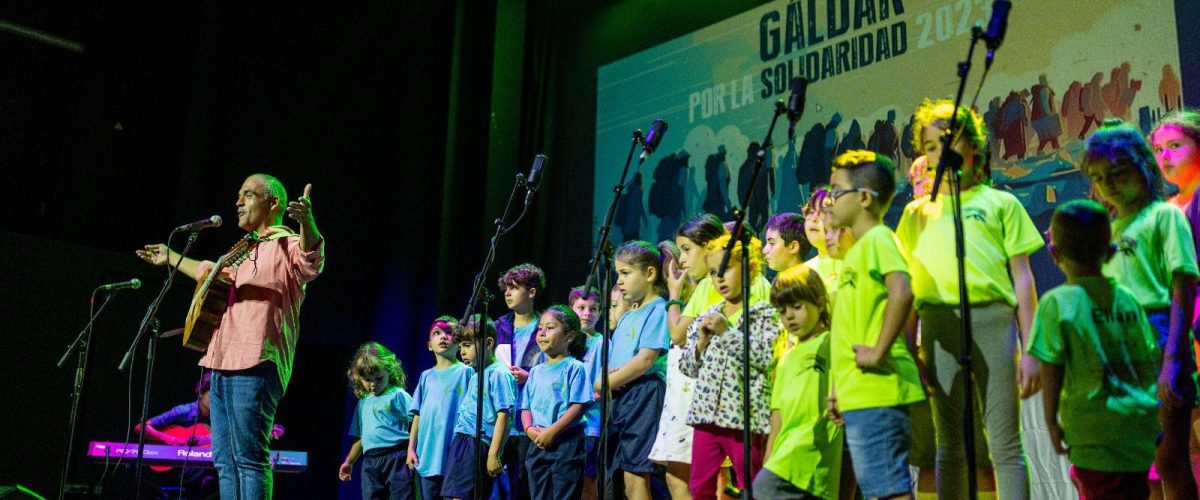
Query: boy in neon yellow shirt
1029 200 1160 499
824 150 923 500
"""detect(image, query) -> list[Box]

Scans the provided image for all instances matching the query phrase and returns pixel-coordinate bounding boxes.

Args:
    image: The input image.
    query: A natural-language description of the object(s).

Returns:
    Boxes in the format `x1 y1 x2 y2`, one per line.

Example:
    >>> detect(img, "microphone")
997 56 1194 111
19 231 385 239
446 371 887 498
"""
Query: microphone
638 118 668 163
98 279 141 291
176 215 222 232
526 154 549 192
785 76 808 141
983 0 1011 67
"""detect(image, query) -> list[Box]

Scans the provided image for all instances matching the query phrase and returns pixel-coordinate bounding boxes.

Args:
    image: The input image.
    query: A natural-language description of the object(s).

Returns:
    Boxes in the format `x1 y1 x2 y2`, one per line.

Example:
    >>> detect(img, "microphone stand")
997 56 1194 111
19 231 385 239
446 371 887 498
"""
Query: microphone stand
119 229 199 500
927 24 984 500
717 99 786 500
582 129 644 499
56 288 122 500
471 290 492 500
460 169 534 500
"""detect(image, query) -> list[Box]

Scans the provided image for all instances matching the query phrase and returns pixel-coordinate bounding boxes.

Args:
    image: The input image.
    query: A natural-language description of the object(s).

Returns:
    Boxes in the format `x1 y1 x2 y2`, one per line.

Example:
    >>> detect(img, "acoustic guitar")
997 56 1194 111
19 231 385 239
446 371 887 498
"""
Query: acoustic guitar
182 233 258 351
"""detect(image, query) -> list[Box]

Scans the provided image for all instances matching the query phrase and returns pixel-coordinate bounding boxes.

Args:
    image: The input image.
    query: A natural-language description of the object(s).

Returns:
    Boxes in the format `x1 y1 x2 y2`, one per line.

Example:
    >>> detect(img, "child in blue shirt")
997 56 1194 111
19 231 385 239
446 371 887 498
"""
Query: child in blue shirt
595 240 671 499
339 342 416 500
521 305 593 499
406 316 473 500
442 315 518 500
495 263 545 500
569 285 604 499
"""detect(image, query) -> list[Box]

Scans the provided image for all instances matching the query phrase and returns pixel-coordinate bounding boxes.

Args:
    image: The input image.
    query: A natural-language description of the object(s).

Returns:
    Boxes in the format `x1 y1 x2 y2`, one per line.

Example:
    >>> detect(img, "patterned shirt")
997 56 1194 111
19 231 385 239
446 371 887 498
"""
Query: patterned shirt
679 301 780 434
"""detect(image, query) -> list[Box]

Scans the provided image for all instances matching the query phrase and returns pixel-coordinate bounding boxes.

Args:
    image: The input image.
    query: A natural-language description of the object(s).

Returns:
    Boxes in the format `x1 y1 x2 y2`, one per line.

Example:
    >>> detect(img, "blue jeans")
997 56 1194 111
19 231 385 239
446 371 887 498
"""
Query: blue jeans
209 362 283 500
842 406 913 499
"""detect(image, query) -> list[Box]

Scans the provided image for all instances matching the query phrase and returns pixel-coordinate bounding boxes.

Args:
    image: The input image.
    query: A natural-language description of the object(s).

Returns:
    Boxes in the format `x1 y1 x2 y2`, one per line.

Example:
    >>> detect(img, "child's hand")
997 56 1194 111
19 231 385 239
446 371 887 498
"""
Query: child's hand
338 462 353 481
665 259 686 299
699 314 728 337
1017 355 1042 399
487 453 504 477
406 450 419 470
826 394 844 426
1159 362 1193 409
533 428 557 449
852 344 887 369
525 426 543 442
1046 421 1068 455
510 366 529 385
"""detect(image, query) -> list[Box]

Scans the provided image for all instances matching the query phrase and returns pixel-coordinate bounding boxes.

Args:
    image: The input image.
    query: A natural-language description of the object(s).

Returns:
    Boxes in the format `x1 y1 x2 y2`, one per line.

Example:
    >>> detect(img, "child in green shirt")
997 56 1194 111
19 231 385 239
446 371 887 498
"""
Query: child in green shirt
1029 200 1161 499
1082 121 1199 498
753 265 842 499
897 99 1042 498
824 150 923 500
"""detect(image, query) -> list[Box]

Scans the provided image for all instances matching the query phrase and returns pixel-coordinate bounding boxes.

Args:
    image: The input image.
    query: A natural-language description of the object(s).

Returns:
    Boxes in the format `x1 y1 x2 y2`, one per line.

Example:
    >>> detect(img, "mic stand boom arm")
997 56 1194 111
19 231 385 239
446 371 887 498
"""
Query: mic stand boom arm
119 229 199 500
717 99 785 500
582 129 644 500
460 168 532 500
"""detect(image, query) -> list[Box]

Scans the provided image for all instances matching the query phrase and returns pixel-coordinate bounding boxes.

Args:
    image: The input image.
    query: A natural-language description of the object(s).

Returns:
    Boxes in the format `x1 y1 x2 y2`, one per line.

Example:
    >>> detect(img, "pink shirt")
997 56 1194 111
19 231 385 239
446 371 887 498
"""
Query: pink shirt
196 225 324 391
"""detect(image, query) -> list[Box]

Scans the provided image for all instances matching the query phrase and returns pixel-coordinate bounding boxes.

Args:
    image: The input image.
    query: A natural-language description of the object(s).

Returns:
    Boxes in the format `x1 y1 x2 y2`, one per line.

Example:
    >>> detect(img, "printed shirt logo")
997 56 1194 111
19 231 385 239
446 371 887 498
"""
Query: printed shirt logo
963 207 987 223
797 352 823 372
1117 236 1138 256
1092 306 1139 326
839 268 858 289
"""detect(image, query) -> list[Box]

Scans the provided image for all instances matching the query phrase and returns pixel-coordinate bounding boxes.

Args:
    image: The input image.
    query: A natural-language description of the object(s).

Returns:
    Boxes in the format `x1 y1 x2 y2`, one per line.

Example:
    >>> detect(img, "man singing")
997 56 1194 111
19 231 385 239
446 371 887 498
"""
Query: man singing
137 174 325 499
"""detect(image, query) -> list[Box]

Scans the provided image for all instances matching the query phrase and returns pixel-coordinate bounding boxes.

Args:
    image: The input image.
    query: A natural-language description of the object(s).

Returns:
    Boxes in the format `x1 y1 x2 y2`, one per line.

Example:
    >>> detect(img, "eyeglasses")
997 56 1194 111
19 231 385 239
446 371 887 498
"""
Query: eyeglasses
822 188 878 207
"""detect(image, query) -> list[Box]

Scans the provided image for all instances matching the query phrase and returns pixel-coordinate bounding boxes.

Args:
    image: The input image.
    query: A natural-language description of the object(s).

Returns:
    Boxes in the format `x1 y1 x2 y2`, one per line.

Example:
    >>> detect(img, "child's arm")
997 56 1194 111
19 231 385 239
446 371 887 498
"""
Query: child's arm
668 315 696 348
1010 254 1042 398
665 259 694 346
487 412 509 477
533 403 585 449
855 271 913 368
763 409 782 463
600 347 660 391
826 384 843 426
406 414 420 470
679 314 718 378
522 410 541 441
747 314 781 372
339 439 363 481
1039 362 1067 455
1163 273 1198 407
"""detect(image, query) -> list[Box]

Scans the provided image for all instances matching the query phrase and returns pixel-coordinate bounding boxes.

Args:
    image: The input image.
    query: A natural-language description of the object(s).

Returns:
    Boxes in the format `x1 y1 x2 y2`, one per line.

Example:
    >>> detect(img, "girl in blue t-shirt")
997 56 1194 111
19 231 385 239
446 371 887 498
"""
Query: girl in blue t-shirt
339 342 416 500
522 305 593 499
595 240 671 499
1083 120 1200 498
